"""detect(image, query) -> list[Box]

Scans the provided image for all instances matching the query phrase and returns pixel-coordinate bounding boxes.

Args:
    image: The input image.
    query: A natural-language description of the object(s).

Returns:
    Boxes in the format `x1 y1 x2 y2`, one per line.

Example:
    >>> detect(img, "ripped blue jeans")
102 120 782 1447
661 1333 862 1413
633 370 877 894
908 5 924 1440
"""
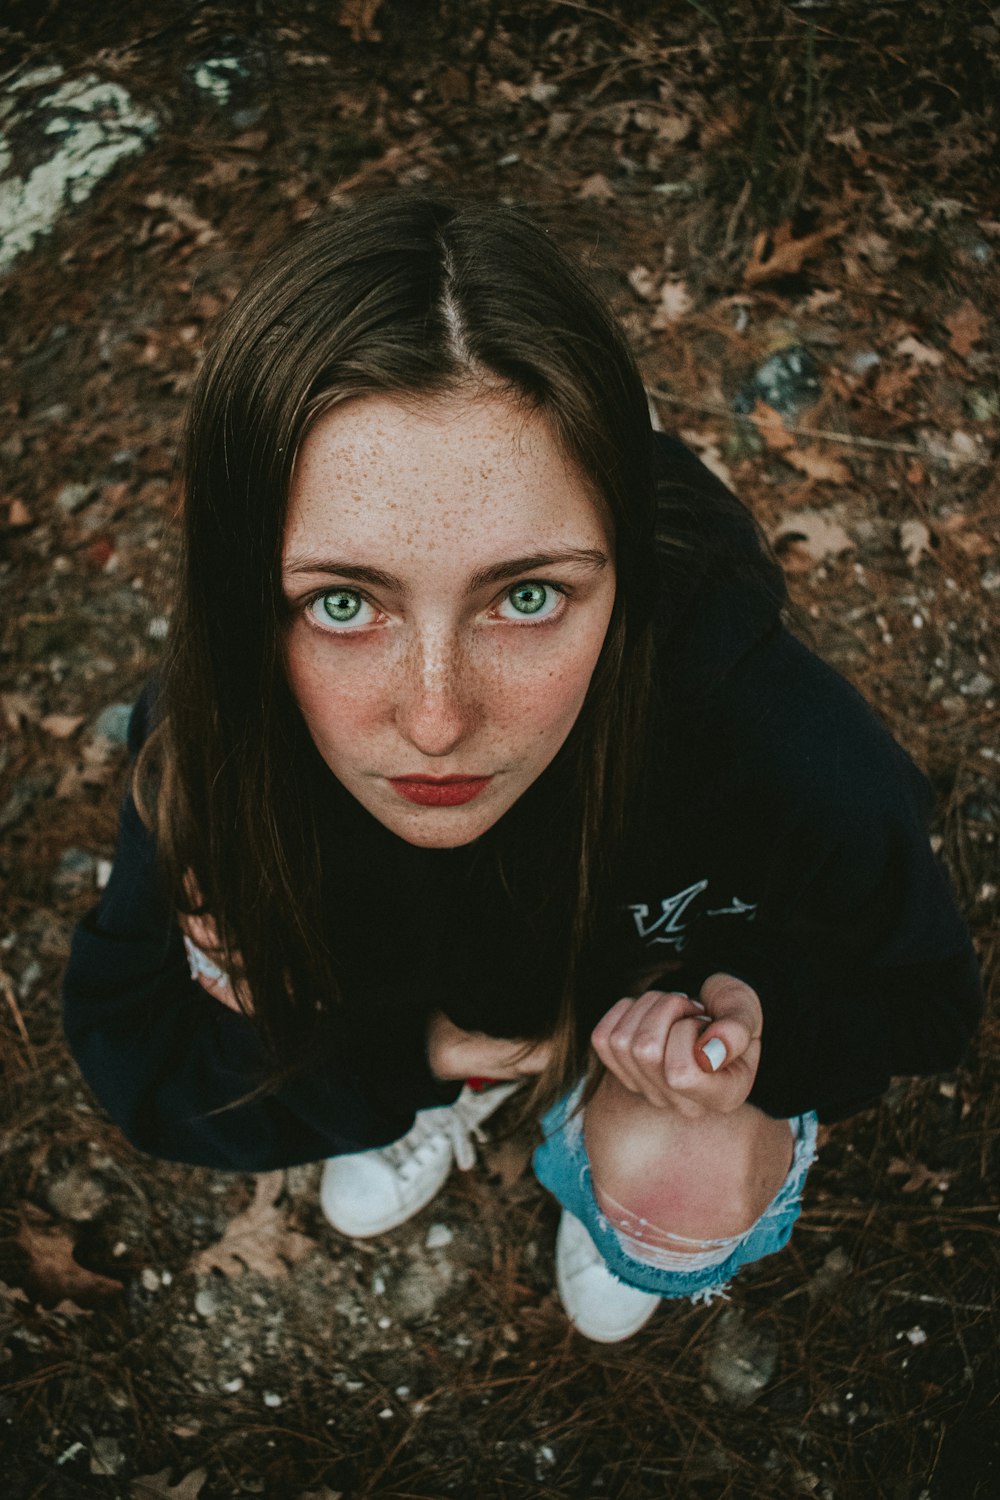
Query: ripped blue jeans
533 1080 818 1306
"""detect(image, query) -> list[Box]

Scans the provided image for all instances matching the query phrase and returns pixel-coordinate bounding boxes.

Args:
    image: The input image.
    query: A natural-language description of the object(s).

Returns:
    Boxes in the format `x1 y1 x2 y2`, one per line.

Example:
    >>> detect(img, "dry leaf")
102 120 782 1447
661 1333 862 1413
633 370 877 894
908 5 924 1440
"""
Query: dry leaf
8 498 32 526
40 713 85 739
751 401 795 452
650 279 693 327
15 1203 123 1307
627 265 657 301
848 230 895 273
887 1158 952 1193
1 691 38 730
131 1468 208 1500
873 365 916 408
338 0 383 43
944 301 984 359
774 509 854 565
191 1173 315 1278
678 429 734 490
895 335 944 368
576 173 615 202
938 513 993 558
481 1137 533 1190
744 220 846 284
782 447 852 485
899 519 933 568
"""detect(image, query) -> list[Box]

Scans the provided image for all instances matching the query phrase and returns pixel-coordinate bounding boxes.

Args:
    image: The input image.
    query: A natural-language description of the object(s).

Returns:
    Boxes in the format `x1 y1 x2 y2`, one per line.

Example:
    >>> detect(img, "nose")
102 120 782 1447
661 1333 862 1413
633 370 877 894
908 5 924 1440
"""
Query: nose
393 627 478 758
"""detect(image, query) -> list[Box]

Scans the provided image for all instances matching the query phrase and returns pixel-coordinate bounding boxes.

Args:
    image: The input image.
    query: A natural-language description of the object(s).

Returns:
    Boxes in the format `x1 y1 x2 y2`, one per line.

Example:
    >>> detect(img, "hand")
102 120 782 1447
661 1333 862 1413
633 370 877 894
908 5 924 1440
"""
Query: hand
426 1010 552 1082
590 973 763 1117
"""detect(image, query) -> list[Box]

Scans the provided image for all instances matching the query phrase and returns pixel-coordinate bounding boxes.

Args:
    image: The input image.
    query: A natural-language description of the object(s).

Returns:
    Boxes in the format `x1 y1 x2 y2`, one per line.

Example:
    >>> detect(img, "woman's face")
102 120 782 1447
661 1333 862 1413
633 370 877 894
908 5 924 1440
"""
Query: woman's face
282 391 616 847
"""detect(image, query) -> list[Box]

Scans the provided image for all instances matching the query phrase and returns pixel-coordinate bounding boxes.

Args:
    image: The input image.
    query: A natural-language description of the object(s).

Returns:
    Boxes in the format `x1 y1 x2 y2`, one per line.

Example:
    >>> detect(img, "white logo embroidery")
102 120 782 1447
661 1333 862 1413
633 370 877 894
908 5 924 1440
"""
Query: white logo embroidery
627 882 757 950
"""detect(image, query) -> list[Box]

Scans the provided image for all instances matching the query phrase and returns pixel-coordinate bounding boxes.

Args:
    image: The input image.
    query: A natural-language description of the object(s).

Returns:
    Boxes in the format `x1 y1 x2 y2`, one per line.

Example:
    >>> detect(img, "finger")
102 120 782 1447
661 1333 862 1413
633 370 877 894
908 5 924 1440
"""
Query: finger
694 1016 754 1074
664 1020 760 1112
593 993 670 1092
627 1002 687 1106
592 992 701 1097
699 974 763 1037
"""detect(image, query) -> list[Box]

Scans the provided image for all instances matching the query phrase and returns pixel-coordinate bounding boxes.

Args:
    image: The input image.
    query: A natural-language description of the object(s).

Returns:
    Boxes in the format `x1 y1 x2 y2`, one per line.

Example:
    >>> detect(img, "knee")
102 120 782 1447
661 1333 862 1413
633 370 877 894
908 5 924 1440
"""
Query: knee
583 1072 793 1244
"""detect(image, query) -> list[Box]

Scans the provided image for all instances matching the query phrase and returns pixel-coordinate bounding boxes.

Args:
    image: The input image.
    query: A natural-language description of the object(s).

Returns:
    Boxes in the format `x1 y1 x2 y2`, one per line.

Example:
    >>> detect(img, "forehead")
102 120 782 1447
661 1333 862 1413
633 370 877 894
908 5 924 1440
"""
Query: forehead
284 391 610 560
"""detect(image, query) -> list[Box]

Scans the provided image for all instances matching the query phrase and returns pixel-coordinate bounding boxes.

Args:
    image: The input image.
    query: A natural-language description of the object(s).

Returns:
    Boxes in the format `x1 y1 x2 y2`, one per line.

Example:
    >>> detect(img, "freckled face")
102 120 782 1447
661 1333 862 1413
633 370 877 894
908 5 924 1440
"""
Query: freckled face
281 391 617 848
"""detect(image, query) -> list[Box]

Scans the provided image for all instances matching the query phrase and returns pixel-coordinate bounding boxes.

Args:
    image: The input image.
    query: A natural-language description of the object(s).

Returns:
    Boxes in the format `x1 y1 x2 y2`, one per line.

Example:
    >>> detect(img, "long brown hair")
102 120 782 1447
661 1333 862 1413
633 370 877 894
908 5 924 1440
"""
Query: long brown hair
139 194 660 1114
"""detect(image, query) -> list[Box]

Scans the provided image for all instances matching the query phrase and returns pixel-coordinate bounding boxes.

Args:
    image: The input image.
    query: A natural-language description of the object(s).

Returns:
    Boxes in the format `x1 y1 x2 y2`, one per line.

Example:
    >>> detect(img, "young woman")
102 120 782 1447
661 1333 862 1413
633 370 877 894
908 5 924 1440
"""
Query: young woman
63 195 982 1342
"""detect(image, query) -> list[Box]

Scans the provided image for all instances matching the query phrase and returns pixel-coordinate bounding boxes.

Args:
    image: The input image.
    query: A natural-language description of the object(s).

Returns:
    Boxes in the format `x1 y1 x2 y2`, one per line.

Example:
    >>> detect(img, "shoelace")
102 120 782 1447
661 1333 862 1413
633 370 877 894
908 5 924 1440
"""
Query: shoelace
382 1084 519 1179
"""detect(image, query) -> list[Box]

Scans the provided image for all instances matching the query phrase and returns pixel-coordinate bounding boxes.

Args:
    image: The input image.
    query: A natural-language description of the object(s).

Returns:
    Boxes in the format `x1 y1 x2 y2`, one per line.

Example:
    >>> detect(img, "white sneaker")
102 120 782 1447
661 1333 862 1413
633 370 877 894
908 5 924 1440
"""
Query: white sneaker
555 1210 661 1343
319 1081 522 1238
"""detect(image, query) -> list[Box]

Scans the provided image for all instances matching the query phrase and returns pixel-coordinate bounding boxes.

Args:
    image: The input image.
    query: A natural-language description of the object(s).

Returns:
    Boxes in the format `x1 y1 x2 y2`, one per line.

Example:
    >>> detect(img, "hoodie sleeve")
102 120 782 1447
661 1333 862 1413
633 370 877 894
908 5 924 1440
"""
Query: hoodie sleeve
667 631 983 1123
62 697 458 1171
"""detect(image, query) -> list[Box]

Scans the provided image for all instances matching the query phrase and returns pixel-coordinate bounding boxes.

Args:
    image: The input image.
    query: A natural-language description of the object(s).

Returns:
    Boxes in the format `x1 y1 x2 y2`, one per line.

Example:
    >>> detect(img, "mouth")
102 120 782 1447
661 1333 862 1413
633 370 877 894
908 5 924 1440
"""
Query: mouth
388 775 494 807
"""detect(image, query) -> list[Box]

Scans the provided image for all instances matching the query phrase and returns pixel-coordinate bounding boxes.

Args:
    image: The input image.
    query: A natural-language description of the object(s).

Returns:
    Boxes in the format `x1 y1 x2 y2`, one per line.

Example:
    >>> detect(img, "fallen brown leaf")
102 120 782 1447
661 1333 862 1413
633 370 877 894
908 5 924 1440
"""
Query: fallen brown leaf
1 691 38 730
7 498 32 526
190 1172 315 1278
937 513 994 558
751 401 796 452
338 0 383 43
131 1468 208 1500
744 220 846 284
576 173 615 202
782 447 852 485
40 713 86 739
895 335 944 368
944 301 984 360
650 280 693 328
15 1203 124 1307
773 509 855 565
481 1137 533 1190
899 519 934 568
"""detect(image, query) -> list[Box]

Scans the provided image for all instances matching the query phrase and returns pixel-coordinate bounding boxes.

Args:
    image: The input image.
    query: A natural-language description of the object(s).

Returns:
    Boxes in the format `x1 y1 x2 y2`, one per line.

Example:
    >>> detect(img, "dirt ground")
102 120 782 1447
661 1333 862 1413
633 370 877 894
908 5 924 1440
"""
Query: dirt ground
1 3 998 1497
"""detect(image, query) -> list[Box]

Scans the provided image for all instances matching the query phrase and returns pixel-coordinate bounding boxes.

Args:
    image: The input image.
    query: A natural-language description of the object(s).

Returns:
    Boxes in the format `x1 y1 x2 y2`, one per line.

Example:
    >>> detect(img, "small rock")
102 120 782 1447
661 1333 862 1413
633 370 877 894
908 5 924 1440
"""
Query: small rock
52 847 97 899
89 1436 124 1476
221 1376 244 1393
847 350 880 376
960 672 994 698
734 344 821 419
92 702 133 744
194 1284 222 1318
54 483 95 515
46 1165 108 1222
263 1391 282 1407
424 1222 453 1250
391 1257 456 1321
704 1307 778 1407
140 1267 160 1293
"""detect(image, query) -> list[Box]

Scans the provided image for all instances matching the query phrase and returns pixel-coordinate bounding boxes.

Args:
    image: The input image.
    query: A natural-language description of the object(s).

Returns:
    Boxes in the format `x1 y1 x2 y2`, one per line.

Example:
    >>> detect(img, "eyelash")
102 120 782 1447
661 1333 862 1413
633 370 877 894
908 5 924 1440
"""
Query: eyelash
300 580 571 634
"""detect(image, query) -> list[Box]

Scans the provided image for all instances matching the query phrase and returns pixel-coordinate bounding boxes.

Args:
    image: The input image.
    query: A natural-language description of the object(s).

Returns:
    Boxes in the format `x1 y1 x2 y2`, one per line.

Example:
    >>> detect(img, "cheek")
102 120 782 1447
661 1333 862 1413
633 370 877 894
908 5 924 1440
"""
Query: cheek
483 637 603 740
284 635 379 743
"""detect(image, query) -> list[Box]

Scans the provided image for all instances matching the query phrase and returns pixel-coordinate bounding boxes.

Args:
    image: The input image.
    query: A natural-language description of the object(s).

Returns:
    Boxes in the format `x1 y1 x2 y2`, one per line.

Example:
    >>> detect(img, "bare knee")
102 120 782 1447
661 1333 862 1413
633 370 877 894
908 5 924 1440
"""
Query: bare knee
583 1072 794 1246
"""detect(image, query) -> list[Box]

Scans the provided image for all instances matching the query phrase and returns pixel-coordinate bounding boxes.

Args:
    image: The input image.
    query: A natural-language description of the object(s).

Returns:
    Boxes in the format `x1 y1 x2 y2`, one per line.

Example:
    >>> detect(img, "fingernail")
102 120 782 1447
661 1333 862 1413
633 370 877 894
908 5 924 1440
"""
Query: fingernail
701 1037 727 1072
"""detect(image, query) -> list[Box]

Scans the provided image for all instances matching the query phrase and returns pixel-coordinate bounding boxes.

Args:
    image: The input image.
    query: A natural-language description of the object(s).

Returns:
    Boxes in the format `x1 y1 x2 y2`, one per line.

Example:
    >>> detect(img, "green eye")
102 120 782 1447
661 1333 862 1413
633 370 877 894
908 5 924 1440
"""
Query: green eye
305 588 377 630
322 590 362 623
508 583 548 615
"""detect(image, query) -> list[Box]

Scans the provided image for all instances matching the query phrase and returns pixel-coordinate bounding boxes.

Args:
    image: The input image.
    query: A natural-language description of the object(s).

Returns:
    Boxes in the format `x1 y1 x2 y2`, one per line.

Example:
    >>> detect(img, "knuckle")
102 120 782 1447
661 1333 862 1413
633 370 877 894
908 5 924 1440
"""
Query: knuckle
633 1037 663 1066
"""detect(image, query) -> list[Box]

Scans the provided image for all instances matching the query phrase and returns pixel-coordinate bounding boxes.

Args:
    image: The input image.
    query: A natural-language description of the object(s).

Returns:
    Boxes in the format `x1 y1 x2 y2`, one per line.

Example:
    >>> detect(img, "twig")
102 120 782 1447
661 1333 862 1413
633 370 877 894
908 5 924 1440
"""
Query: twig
649 387 994 463
0 967 38 1071
886 1290 993 1314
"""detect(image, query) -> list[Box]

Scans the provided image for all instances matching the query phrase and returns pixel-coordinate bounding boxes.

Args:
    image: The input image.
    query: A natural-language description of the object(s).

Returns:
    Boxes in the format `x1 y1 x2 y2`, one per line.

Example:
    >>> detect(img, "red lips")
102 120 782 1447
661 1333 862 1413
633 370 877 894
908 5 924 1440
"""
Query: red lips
388 776 493 807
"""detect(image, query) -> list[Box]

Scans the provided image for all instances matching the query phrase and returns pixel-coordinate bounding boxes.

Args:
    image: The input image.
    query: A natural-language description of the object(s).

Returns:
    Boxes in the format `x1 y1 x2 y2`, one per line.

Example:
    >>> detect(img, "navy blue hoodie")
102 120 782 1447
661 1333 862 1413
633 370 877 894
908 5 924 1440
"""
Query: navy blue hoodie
62 436 983 1169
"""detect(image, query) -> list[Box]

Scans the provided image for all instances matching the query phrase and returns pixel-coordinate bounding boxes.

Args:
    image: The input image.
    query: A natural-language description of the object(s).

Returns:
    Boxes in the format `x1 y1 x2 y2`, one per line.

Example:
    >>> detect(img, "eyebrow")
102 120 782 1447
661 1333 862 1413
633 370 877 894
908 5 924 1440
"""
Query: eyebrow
283 549 610 592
